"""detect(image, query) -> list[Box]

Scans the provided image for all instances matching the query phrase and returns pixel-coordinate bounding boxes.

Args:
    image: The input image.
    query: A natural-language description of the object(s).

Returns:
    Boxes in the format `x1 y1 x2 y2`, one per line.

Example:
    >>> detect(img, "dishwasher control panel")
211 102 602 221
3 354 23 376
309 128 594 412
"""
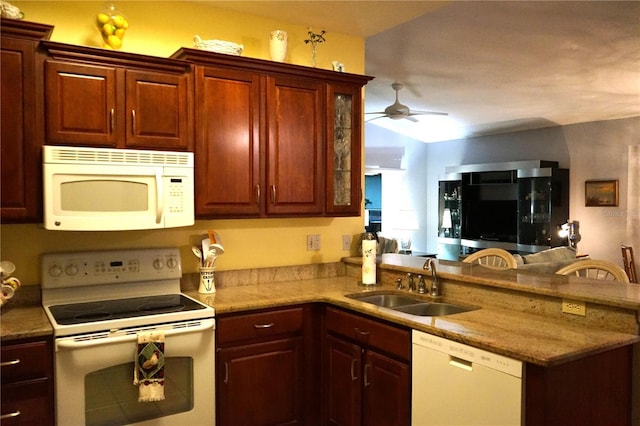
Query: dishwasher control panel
412 330 522 377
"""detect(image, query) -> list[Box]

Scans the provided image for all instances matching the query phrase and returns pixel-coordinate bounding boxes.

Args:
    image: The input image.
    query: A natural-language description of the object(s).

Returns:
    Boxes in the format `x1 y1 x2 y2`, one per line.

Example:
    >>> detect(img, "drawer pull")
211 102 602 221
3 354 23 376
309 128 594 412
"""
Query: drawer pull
350 359 358 381
254 322 275 329
0 410 21 420
0 359 20 367
354 327 370 336
364 363 371 387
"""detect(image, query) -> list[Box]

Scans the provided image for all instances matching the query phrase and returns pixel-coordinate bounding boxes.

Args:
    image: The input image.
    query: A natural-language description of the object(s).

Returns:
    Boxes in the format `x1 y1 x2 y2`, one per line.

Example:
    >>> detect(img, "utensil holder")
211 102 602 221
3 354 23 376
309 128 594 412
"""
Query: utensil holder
198 267 216 294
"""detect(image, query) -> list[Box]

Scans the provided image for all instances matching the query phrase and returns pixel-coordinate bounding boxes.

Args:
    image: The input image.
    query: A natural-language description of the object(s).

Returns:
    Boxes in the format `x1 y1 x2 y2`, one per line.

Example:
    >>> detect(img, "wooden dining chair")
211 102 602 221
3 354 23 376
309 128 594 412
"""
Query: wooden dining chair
462 248 518 270
621 245 637 283
556 259 630 283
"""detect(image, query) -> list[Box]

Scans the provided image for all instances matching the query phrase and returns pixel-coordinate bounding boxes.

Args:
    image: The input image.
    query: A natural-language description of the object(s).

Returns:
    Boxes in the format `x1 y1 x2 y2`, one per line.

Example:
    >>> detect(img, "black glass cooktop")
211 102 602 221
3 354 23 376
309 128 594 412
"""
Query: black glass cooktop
48 294 206 325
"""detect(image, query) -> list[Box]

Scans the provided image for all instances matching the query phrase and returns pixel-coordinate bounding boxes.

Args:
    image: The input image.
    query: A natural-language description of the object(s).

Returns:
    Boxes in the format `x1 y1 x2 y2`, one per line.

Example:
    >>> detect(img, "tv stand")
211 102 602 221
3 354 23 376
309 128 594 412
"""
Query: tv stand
437 161 569 260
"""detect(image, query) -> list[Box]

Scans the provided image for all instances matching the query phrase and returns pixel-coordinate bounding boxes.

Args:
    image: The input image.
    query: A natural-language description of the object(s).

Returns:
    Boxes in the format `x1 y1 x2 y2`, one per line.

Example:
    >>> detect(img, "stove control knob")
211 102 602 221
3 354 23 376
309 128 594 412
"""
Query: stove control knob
48 264 63 277
65 264 79 276
153 258 164 270
166 257 178 270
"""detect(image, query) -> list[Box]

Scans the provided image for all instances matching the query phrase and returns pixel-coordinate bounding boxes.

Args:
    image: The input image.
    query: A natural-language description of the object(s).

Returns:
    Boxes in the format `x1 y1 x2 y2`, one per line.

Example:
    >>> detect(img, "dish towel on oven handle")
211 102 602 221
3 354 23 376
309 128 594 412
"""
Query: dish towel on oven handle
133 330 165 402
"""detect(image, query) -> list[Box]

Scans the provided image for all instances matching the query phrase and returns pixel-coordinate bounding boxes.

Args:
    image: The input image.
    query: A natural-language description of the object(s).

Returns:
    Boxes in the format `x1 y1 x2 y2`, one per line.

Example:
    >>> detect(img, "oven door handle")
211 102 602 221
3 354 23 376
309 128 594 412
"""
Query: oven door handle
56 319 215 350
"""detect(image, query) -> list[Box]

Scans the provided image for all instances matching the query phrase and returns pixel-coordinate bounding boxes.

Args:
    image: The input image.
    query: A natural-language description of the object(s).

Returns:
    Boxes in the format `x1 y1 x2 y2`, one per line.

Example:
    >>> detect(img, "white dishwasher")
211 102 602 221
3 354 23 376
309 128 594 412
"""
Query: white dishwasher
412 330 523 426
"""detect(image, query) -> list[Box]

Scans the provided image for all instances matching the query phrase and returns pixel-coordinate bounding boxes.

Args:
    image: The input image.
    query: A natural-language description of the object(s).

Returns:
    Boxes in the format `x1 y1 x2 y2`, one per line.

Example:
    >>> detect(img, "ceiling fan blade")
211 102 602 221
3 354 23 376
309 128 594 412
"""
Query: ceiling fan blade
408 110 449 117
365 115 387 122
365 111 388 115
405 116 420 123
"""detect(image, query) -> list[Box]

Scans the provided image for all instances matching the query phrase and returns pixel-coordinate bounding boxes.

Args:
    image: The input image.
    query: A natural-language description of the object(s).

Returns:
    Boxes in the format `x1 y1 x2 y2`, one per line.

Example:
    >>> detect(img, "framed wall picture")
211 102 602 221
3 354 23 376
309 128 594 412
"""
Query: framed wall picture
585 180 619 207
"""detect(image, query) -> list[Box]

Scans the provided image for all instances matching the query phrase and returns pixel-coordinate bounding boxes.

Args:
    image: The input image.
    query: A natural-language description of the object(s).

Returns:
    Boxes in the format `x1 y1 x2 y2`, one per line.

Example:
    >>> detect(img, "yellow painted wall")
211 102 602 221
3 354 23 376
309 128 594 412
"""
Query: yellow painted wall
2 1 366 285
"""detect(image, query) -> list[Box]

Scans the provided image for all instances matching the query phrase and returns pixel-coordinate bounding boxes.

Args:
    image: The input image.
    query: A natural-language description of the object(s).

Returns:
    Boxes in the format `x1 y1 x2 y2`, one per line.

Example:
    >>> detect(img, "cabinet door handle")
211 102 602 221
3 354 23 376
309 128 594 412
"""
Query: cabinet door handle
110 108 114 133
254 322 274 329
364 363 371 387
0 359 20 367
131 110 136 134
270 185 276 204
255 185 261 204
350 359 358 381
223 361 229 385
0 410 21 420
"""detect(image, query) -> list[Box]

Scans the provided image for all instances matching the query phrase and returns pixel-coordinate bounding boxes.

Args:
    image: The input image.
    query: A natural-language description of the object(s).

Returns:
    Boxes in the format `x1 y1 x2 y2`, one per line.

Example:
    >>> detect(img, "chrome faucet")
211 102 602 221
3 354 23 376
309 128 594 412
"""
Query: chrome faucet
423 258 441 297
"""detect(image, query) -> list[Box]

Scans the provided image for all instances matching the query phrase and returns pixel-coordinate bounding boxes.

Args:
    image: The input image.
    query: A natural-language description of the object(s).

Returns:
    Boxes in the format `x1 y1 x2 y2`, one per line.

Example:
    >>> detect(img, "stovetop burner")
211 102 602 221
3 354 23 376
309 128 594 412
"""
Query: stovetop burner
48 294 205 326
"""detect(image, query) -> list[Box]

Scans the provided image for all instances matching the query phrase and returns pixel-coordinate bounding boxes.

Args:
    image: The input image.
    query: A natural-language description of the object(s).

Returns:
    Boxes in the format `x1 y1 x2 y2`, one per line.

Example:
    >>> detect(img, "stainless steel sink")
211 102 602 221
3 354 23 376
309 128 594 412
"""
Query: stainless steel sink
346 292 477 316
345 292 422 308
393 302 475 316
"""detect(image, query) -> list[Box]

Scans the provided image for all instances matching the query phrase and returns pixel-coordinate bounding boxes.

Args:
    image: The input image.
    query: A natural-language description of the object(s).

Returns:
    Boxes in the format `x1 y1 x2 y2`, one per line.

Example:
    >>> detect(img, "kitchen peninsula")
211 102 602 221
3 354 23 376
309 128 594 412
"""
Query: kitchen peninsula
185 255 638 425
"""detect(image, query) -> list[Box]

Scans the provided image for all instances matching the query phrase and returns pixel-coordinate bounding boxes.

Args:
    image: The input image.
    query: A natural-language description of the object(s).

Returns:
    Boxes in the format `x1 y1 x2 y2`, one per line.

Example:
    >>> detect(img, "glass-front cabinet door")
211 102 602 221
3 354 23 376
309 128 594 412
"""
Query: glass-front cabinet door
437 175 462 260
517 168 569 249
326 83 362 215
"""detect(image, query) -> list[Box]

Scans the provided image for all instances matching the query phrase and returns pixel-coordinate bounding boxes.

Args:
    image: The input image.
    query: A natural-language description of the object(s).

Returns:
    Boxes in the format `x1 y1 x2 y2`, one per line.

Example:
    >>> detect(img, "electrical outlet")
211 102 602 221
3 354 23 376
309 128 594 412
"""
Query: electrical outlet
562 299 586 316
307 234 321 251
342 235 351 251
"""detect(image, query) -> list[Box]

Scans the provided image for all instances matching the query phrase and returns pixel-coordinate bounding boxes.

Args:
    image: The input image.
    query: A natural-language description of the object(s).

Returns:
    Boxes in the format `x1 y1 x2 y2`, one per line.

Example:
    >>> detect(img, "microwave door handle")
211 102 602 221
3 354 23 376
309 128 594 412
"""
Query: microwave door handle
155 169 163 224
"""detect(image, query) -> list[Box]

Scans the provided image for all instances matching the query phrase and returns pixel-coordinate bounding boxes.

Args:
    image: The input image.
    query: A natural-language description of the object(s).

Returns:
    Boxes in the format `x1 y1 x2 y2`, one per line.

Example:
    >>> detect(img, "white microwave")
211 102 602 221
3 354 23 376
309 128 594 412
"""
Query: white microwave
43 145 194 231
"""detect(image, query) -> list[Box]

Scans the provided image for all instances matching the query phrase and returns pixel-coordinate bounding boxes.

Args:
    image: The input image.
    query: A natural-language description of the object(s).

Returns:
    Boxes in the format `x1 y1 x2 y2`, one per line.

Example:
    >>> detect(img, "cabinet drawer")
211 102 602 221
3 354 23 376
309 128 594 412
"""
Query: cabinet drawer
1 341 52 383
1 379 53 426
324 307 410 361
217 307 304 345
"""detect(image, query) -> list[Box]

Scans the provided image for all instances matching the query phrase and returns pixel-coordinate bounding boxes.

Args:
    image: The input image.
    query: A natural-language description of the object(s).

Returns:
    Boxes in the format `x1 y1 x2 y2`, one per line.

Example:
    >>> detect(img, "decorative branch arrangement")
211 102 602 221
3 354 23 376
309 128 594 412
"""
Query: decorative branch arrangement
304 28 326 67
304 28 326 46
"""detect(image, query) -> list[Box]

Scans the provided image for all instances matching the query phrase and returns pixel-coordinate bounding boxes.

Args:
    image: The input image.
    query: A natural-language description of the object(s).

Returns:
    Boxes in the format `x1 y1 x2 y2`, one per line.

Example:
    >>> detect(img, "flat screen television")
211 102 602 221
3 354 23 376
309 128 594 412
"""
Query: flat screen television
462 200 518 242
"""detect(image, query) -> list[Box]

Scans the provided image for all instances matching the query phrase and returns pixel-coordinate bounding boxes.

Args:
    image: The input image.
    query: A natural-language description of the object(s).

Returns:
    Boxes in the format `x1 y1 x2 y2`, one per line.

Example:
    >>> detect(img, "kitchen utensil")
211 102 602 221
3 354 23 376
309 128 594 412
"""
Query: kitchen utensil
192 246 203 266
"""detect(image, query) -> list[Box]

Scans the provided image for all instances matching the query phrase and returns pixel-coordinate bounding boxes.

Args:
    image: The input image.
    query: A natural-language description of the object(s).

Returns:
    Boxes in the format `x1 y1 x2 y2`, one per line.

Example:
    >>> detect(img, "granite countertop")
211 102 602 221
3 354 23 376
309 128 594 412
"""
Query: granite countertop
184 274 639 367
3 255 638 367
1 304 53 341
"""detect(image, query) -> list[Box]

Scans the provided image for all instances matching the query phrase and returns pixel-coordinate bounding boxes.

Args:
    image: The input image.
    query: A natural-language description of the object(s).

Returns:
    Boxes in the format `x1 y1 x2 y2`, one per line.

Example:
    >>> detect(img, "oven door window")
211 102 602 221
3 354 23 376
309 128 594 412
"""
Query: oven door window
85 357 193 426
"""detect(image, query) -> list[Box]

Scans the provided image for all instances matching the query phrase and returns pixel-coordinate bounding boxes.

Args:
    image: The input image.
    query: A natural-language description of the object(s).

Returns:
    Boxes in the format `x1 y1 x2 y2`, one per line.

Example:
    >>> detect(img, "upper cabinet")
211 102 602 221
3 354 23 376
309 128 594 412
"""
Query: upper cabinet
172 48 372 218
42 41 193 151
0 18 53 222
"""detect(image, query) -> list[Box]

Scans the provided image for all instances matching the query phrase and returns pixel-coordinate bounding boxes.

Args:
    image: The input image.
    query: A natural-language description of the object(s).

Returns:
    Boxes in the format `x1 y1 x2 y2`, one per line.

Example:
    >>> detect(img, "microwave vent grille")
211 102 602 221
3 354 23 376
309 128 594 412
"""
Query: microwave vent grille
45 146 193 167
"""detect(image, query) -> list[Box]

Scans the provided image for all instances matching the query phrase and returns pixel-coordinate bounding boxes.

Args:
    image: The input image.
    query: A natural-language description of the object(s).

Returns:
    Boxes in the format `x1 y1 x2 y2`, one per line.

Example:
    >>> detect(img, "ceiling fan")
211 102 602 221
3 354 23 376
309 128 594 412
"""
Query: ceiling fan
366 82 448 122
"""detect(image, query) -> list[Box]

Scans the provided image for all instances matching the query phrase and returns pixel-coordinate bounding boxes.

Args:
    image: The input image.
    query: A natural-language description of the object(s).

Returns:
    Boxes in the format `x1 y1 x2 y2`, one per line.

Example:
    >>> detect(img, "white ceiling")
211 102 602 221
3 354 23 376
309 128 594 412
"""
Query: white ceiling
212 1 640 144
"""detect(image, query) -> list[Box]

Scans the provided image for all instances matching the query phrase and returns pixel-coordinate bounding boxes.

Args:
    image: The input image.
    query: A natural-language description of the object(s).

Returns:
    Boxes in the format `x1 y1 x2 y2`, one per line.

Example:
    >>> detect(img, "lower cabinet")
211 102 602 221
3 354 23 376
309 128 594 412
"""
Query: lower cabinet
215 305 319 425
0 336 55 426
322 306 411 426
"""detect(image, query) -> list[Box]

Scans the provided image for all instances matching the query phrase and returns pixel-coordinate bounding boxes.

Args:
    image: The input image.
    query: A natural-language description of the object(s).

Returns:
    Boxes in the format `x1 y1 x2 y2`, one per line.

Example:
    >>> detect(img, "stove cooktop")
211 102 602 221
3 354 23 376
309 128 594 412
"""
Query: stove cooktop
41 248 215 337
48 294 206 326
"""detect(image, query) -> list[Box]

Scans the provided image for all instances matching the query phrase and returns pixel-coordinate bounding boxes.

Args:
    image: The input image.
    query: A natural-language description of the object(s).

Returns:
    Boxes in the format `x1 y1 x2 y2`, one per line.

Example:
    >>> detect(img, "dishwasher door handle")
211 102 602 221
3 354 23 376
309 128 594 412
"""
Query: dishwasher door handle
449 355 473 371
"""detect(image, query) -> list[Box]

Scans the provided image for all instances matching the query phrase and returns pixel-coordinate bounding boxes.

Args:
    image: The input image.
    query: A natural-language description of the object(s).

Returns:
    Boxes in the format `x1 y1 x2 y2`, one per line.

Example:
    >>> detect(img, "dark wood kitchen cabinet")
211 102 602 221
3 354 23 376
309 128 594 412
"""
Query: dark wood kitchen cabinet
0 18 53 222
215 305 320 425
171 48 372 218
42 41 193 151
322 306 410 426
1 336 55 425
